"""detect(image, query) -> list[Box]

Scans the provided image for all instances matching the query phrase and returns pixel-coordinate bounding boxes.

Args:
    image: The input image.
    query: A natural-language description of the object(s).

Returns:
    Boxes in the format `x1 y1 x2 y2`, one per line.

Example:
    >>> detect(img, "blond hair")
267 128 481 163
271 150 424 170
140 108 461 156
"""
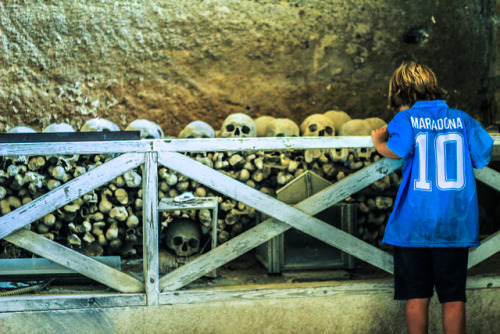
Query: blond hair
388 61 442 111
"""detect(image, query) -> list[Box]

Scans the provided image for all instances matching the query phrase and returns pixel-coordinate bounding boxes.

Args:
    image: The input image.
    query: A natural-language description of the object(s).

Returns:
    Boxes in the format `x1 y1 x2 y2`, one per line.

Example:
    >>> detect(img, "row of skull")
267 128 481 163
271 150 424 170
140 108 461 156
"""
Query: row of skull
5 110 386 140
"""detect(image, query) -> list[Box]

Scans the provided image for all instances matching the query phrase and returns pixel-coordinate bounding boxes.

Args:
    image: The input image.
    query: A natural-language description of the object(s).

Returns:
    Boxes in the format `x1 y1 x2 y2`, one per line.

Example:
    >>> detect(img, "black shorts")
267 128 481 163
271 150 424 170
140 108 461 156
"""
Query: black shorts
393 246 469 303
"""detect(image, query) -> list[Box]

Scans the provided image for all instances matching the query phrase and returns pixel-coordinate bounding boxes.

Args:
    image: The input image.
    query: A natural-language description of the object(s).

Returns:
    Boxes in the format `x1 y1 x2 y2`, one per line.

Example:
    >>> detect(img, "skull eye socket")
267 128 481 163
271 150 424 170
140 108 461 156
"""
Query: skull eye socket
276 133 285 137
308 124 318 132
187 135 195 138
188 238 199 249
202 135 210 138
144 135 155 139
226 124 235 132
173 236 184 246
241 126 251 134
325 127 334 135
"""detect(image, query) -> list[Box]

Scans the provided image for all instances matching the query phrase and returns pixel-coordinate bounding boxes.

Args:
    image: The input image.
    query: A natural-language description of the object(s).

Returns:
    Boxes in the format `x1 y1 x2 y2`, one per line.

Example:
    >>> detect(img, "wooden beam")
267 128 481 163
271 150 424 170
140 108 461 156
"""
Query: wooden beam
158 150 402 290
0 294 145 313
474 166 500 191
0 141 151 156
468 231 500 268
143 152 160 306
155 136 375 152
0 153 144 240
3 229 144 293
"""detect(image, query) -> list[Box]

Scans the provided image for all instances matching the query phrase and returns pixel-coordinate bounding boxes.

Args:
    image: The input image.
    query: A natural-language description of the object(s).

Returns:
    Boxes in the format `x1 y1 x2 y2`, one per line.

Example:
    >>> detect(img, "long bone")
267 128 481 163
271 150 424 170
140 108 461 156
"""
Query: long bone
157 147 402 290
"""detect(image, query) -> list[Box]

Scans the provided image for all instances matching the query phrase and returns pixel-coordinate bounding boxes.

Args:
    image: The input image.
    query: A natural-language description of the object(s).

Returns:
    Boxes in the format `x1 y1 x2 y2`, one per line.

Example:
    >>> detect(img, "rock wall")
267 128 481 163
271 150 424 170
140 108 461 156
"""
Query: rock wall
0 0 496 135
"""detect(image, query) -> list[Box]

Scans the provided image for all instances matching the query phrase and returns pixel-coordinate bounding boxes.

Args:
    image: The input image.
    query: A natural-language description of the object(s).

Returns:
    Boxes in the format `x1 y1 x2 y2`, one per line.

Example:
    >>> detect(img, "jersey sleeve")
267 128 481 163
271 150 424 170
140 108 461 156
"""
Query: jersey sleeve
464 116 493 169
386 112 414 159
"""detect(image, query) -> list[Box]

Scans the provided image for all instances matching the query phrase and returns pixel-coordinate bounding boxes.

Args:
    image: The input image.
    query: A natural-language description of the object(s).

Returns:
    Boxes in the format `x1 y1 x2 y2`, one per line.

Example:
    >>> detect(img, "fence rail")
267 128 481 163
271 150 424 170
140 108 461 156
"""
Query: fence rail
0 136 498 310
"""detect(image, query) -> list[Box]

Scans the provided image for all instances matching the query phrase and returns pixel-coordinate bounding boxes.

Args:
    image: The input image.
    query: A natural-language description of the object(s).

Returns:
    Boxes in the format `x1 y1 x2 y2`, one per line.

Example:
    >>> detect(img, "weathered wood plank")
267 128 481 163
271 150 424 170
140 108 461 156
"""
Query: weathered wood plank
155 136 375 152
3 229 144 293
468 231 500 268
158 150 401 290
474 166 500 191
158 275 499 305
143 152 160 306
0 294 145 313
0 141 151 156
0 134 497 155
0 153 144 240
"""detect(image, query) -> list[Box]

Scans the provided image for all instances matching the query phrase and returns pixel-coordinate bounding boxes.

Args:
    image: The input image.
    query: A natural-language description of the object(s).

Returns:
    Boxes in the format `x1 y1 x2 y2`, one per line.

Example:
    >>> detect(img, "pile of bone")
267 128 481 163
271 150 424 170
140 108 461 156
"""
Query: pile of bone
0 111 398 259
0 154 144 258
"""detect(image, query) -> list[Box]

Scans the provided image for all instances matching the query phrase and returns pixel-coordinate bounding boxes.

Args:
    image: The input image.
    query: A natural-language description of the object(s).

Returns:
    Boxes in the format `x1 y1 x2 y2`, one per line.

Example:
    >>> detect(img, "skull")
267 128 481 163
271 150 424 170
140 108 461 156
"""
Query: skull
323 110 351 132
338 119 372 136
219 113 257 138
364 117 387 131
254 116 276 137
165 217 202 257
265 118 300 137
125 119 164 139
7 126 36 133
80 117 120 132
300 114 335 136
43 123 75 133
178 120 215 139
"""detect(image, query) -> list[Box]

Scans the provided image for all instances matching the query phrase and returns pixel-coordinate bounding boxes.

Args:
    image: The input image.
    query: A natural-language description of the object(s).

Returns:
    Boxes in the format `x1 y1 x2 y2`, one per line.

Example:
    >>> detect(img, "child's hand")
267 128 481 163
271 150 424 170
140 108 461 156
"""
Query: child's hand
371 127 389 147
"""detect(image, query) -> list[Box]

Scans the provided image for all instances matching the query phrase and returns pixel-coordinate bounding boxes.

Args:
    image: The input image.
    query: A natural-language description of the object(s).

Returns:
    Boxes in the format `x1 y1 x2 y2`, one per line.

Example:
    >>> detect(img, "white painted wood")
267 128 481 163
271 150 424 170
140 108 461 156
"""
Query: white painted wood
158 276 500 305
0 141 151 156
0 294 145 312
158 152 401 290
1 275 496 312
0 135 498 156
468 231 500 268
474 167 500 191
3 229 144 293
155 136 376 152
0 153 144 240
143 152 160 306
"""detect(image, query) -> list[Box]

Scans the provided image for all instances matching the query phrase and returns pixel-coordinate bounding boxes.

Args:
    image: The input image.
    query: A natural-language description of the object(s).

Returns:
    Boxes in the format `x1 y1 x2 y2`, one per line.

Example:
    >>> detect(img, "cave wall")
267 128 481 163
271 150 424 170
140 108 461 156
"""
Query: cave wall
0 0 496 136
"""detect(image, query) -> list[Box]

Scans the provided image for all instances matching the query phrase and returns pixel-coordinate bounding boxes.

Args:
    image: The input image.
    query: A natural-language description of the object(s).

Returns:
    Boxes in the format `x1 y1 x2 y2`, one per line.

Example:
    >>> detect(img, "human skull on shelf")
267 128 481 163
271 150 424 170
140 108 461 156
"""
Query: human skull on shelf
266 118 300 137
125 119 164 139
300 114 335 137
80 117 120 132
219 113 257 138
338 119 372 136
254 116 276 137
178 120 215 139
364 117 387 131
165 217 202 257
43 123 75 133
323 110 351 131
7 126 36 133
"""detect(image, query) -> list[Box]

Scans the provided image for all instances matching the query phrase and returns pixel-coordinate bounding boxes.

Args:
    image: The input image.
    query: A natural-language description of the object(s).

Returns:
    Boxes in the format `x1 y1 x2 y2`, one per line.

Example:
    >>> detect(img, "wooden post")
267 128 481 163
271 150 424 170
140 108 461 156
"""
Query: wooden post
143 152 159 305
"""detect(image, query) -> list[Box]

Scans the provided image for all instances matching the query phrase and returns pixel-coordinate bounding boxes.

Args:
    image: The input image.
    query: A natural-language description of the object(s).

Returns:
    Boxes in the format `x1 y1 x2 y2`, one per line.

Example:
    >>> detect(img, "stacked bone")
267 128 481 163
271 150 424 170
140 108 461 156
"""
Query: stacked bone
0 153 144 258
1 112 397 259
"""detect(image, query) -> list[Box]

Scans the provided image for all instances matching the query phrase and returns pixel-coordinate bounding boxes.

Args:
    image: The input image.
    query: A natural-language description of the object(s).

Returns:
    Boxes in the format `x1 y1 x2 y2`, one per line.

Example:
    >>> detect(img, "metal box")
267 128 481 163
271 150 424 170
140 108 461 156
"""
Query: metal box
256 171 356 273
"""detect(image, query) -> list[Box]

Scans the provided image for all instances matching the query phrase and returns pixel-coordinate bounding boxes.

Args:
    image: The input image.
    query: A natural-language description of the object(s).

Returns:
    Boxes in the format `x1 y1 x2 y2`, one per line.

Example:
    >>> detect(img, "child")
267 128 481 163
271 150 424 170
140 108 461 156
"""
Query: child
371 61 493 334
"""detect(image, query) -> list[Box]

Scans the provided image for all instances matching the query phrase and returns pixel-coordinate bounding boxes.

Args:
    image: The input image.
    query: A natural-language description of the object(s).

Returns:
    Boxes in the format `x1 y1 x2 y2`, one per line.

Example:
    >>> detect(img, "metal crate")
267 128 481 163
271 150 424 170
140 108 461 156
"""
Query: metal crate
256 171 356 273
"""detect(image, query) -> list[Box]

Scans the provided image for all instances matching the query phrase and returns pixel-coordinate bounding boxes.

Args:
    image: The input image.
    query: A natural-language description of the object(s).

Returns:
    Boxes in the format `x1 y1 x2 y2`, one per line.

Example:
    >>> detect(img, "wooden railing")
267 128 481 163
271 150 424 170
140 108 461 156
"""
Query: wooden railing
0 136 498 309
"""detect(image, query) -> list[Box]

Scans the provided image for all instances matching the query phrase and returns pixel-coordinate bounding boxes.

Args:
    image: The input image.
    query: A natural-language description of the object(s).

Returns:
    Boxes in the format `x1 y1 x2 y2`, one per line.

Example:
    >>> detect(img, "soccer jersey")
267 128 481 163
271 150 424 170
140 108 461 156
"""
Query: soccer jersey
384 100 493 247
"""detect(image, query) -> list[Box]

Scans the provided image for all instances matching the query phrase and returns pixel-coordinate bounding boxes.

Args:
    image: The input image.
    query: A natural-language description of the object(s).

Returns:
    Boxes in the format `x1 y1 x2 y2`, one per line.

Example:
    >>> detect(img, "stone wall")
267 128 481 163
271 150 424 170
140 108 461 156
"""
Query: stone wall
0 0 496 135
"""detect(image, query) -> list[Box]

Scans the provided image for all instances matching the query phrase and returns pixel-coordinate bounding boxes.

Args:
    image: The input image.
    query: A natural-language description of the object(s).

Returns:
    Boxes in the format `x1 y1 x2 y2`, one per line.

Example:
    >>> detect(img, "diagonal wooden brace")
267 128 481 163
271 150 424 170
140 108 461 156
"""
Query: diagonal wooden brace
0 153 144 240
158 149 403 291
4 229 144 293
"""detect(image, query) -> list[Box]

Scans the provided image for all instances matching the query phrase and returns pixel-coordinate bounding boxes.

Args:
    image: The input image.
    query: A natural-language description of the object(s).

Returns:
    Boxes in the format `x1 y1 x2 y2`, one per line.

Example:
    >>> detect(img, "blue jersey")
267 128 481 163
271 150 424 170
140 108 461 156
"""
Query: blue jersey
384 100 493 247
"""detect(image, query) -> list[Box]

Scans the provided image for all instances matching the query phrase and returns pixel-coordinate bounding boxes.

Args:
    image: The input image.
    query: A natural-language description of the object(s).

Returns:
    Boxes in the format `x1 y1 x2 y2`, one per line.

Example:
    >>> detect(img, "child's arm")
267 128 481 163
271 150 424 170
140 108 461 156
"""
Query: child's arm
371 127 401 159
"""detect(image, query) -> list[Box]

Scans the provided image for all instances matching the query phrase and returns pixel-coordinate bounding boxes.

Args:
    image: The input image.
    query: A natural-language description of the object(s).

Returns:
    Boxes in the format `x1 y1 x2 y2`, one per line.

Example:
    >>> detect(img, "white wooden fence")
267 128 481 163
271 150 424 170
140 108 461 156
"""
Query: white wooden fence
0 136 498 311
